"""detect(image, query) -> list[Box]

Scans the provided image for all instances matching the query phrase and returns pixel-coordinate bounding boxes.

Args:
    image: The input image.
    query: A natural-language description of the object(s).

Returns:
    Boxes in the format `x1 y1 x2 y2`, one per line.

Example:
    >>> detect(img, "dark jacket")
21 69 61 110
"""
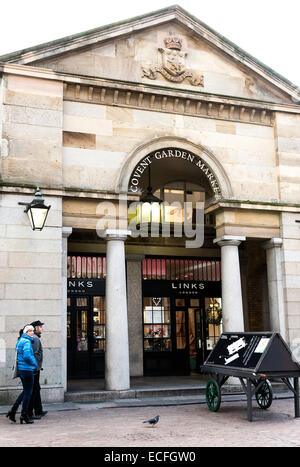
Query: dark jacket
32 333 43 371
16 334 37 371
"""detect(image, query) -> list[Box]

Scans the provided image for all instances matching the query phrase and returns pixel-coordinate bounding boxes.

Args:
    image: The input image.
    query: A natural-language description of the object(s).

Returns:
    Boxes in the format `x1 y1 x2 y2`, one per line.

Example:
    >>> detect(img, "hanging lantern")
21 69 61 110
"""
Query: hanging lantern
19 187 51 231
135 161 164 228
137 188 163 226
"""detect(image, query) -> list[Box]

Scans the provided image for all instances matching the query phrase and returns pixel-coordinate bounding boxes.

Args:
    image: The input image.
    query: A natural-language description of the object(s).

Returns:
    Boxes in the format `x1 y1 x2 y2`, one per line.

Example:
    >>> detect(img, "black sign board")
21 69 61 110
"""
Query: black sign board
67 278 105 296
205 332 300 375
142 280 221 297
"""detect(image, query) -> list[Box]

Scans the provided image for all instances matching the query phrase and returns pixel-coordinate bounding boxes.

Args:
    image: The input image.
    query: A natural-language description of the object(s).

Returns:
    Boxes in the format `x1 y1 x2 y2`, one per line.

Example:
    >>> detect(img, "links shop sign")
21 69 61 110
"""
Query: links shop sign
171 281 204 295
68 279 221 296
68 279 105 295
143 280 221 296
129 148 221 197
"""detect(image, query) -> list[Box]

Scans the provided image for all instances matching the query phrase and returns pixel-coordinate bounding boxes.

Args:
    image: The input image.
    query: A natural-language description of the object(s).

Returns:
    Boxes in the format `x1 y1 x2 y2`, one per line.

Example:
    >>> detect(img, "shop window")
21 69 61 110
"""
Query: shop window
76 298 88 307
175 298 185 307
205 297 223 351
77 310 88 352
143 297 171 352
67 255 106 279
190 298 200 307
142 258 221 281
93 297 106 352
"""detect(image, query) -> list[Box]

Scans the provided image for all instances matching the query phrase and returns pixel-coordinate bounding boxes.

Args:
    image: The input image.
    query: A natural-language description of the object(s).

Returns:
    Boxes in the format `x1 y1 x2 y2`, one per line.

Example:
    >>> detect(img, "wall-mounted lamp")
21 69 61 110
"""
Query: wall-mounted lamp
18 187 51 231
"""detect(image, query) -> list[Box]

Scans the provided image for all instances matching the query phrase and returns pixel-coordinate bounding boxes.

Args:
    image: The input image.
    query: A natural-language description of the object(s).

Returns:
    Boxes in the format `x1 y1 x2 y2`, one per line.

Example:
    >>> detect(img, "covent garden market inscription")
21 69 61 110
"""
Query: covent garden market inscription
128 148 222 197
142 32 204 87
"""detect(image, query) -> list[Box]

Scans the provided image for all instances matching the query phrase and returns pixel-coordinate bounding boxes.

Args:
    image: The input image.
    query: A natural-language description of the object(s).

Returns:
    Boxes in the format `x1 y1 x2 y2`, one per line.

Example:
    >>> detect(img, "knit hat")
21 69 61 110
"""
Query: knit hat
23 325 34 334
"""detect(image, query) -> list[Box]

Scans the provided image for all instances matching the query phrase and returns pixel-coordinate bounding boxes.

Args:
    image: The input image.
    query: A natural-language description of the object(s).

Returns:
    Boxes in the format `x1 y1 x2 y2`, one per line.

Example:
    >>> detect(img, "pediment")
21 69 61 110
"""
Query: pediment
1 6 299 105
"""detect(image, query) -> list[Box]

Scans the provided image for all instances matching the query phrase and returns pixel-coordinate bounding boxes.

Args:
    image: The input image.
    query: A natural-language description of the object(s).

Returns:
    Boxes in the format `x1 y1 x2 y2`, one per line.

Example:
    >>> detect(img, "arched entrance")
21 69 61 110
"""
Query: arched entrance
119 138 231 376
116 136 233 199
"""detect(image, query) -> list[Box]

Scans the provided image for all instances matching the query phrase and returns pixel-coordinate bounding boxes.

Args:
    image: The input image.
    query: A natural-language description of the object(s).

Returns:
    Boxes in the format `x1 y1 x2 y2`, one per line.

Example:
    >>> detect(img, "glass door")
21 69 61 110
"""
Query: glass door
142 294 222 376
67 295 105 379
143 297 172 375
193 297 223 370
187 298 206 372
205 297 223 356
173 298 189 375
90 296 105 377
68 296 90 379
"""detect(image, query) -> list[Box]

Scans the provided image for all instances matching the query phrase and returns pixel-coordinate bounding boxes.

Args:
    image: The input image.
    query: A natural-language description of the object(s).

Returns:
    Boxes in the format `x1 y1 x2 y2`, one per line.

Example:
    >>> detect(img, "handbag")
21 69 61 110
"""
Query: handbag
12 340 21 379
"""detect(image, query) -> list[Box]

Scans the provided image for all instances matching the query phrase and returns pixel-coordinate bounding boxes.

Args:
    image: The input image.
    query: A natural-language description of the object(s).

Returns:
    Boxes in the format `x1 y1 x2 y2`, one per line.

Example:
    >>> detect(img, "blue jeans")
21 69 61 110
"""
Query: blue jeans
14 370 34 413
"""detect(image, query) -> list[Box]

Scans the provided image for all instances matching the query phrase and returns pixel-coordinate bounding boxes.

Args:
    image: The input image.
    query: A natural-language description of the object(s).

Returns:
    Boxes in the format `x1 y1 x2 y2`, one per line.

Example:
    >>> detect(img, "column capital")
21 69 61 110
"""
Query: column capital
213 235 246 247
62 226 72 238
262 238 283 250
104 229 131 241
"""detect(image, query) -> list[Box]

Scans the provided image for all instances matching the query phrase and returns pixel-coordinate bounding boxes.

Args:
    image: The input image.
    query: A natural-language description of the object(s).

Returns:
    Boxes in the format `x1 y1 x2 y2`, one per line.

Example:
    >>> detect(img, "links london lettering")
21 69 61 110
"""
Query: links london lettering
68 280 93 288
172 282 205 290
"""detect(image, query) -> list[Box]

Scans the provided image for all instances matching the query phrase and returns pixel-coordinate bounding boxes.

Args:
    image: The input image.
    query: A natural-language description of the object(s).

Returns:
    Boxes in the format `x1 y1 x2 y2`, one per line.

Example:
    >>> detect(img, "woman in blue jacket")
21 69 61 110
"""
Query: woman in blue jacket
6 325 37 424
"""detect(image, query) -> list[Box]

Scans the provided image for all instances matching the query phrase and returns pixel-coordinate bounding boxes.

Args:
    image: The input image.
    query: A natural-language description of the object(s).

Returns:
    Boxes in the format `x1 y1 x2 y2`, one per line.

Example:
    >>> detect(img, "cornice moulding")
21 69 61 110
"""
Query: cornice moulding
1 64 299 118
0 183 139 201
206 200 300 214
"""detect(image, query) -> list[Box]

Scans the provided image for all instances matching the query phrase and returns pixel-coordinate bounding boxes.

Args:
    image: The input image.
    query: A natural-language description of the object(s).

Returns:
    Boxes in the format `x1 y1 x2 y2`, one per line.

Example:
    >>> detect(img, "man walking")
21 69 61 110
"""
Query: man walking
28 320 48 420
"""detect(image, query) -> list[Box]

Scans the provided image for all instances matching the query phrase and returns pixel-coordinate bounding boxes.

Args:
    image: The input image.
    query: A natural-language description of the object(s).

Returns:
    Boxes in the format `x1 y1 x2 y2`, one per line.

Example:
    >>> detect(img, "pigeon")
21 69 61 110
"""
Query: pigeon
143 415 160 427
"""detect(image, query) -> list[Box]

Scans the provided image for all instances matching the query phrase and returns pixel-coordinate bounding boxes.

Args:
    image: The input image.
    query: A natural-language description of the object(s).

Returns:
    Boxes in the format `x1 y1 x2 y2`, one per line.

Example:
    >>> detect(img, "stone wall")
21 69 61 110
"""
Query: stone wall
62 98 278 203
0 192 64 403
275 112 300 344
33 23 291 105
281 212 300 345
1 74 63 186
276 112 300 204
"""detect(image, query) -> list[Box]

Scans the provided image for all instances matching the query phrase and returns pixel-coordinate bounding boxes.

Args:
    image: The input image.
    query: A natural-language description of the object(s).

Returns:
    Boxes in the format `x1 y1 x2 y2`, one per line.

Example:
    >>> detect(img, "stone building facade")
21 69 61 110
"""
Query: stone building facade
0 5 300 403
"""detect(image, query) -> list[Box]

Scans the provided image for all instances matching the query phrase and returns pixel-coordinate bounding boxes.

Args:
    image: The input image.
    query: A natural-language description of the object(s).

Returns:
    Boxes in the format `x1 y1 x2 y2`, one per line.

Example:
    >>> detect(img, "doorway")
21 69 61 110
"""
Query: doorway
67 296 106 379
143 295 222 376
173 297 211 374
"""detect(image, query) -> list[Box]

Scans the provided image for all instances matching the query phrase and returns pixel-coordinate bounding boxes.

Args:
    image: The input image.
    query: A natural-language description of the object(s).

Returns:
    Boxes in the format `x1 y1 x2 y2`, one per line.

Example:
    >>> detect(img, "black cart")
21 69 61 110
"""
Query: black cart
201 332 300 421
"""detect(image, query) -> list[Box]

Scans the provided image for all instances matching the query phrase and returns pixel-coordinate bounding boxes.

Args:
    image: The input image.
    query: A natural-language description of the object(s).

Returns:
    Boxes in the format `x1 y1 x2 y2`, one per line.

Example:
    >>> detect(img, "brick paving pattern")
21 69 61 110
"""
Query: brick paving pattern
1 399 300 447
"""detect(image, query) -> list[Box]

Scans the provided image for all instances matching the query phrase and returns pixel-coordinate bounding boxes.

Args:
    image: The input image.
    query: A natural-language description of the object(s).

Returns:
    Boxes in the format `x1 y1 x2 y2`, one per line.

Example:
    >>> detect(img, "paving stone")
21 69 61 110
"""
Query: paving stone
0 397 299 447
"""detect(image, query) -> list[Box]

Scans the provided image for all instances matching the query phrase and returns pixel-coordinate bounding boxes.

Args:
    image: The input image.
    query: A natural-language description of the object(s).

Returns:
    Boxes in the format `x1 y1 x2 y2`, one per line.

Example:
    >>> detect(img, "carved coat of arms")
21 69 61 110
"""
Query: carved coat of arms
142 32 204 87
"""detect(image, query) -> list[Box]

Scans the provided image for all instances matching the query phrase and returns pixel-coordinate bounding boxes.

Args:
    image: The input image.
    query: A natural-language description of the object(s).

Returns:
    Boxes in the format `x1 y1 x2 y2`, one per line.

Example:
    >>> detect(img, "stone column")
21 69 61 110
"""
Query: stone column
105 229 131 391
61 227 72 392
263 238 286 339
126 255 144 377
213 235 246 332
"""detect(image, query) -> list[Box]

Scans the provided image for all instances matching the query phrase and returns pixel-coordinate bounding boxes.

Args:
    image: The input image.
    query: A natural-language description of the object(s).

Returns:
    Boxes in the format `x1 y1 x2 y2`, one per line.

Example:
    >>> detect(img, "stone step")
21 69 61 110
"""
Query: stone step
64 381 287 403
65 387 206 403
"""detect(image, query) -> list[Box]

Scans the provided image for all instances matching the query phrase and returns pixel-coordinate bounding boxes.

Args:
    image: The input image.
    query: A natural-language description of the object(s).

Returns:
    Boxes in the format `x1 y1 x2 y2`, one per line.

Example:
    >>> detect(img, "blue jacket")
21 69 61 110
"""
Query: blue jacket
16 334 37 371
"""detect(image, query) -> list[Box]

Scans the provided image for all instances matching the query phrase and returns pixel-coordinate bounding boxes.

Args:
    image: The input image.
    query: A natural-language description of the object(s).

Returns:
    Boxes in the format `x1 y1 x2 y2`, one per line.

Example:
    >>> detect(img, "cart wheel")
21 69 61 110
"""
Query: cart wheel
206 379 221 412
255 379 273 409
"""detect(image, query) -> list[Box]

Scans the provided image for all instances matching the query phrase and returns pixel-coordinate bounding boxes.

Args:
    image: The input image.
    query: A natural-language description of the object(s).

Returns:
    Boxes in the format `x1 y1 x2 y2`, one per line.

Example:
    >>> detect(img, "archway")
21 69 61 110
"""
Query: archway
116 136 233 201
116 137 230 376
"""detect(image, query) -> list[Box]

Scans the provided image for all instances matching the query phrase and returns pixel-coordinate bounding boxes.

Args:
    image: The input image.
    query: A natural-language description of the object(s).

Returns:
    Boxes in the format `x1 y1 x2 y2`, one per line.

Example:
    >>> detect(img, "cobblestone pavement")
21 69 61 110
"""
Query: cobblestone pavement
1 399 300 447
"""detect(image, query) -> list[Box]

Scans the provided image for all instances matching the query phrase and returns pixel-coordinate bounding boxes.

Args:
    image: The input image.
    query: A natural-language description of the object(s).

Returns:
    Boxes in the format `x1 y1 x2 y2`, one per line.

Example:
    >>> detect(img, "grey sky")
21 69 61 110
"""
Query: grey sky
1 0 299 86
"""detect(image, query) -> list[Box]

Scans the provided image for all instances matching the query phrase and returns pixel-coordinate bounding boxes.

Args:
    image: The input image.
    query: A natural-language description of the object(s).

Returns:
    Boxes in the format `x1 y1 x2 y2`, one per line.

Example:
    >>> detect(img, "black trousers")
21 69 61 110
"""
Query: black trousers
28 370 43 416
13 370 34 413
